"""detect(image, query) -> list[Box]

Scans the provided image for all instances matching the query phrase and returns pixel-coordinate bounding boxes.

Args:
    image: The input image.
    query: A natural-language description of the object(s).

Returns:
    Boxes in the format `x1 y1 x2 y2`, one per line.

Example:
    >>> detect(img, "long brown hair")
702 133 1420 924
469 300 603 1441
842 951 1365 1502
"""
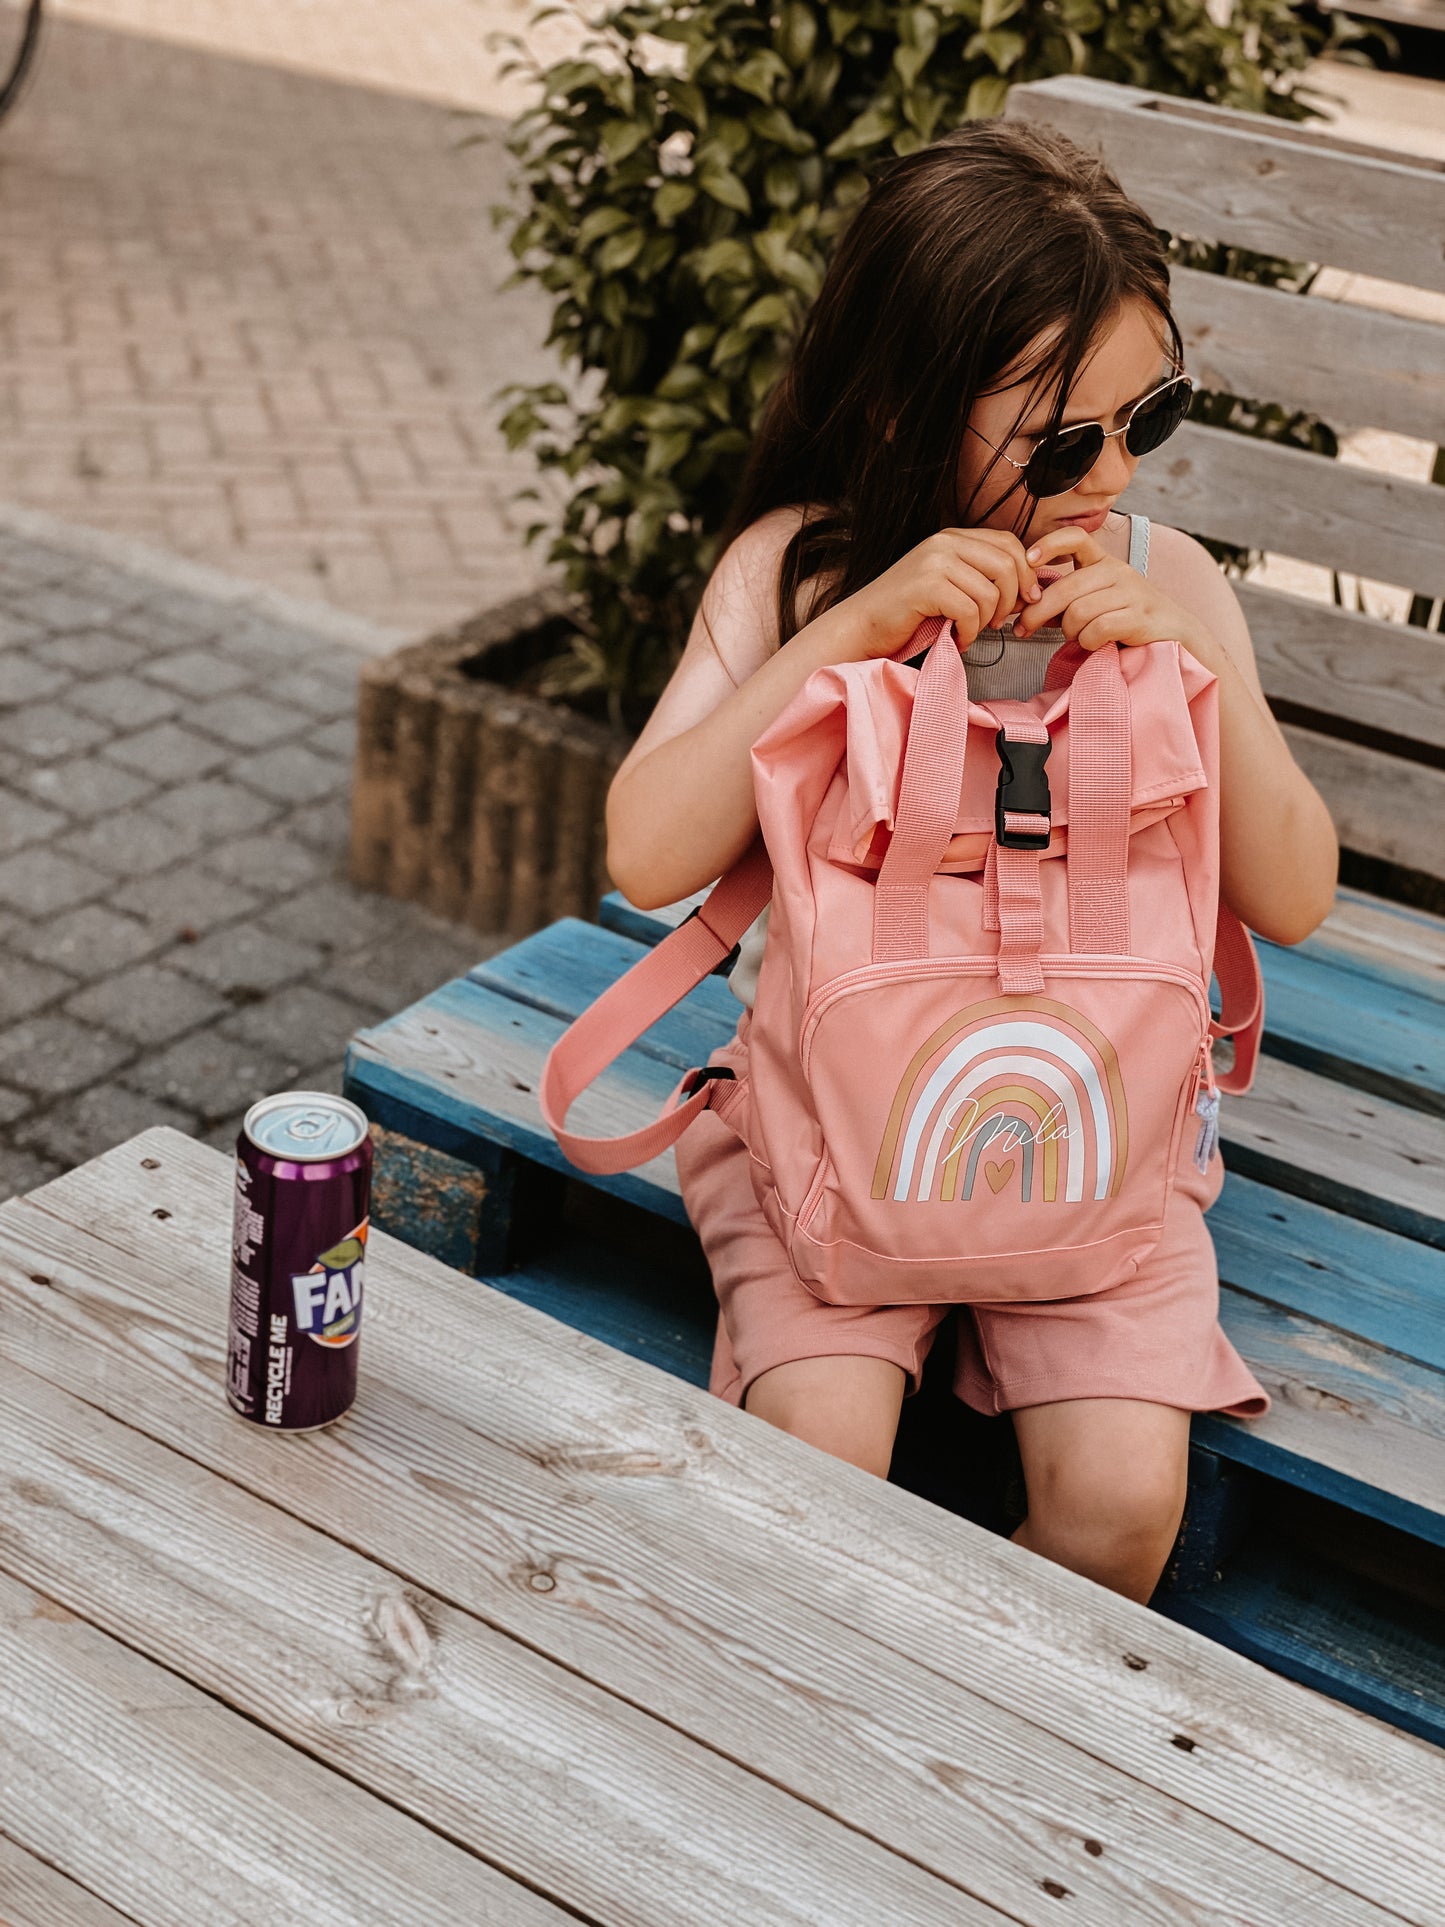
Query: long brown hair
714 116 1182 647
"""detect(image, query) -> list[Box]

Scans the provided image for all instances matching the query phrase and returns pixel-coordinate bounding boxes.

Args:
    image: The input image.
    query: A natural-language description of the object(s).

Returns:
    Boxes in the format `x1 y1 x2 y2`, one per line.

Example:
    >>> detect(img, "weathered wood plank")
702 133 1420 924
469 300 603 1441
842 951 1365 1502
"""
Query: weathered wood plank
1171 263 1445 443
0 1358 981 1927
1005 74 1445 292
1233 581 1445 753
1323 888 1445 987
0 1250 1388 1927
1206 1282 1445 1546
1280 724 1445 882
0 1835 140 1927
0 1570 565 1927
1213 1172 1445 1374
2 1127 1441 1926
1223 1055 1445 1247
1123 420 1445 601
1254 936 1445 1112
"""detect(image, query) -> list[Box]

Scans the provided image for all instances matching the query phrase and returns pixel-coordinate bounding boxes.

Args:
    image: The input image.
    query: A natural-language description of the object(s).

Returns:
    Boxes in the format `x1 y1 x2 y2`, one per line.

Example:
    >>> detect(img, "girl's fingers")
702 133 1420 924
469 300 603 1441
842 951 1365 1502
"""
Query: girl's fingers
1074 603 1137 650
1016 560 1120 635
1025 525 1105 571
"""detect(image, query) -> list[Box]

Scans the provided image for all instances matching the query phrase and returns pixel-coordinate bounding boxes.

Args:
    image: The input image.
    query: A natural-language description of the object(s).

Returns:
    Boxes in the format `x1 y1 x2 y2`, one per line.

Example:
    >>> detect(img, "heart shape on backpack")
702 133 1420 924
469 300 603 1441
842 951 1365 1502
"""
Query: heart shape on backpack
985 1159 1016 1194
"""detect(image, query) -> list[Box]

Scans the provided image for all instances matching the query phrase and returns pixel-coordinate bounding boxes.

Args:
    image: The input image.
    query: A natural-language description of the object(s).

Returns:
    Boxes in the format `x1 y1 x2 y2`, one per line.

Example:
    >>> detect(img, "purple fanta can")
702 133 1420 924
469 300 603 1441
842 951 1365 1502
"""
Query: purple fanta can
226 1092 372 1431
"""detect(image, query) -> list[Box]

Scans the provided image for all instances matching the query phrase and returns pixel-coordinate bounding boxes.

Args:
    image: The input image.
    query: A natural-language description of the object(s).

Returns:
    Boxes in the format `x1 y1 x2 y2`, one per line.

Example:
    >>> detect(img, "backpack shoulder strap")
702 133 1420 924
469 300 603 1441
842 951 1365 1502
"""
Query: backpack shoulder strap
540 841 772 1175
1128 511 1150 577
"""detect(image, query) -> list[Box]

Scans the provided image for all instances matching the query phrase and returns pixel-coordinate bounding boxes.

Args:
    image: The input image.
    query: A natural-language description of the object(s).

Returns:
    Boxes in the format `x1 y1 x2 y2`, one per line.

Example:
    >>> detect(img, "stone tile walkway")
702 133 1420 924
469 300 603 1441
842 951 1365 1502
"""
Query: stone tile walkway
0 509 502 1204
0 3 564 639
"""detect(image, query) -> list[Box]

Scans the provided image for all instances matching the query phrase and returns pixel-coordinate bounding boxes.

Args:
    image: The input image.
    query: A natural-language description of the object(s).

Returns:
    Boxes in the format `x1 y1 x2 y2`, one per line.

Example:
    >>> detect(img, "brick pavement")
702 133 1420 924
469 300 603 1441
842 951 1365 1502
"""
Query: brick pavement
0 511 503 1204
0 3 566 639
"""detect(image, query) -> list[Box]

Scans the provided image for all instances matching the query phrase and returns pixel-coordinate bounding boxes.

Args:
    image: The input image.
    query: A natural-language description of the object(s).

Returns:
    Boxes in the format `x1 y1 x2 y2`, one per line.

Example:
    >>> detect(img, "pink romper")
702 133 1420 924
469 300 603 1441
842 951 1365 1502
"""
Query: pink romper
640 506 1271 1421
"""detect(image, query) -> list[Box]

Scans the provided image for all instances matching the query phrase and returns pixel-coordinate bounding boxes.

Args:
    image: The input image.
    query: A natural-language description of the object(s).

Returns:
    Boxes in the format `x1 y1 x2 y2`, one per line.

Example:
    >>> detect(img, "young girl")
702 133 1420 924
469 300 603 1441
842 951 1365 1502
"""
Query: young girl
605 118 1338 1606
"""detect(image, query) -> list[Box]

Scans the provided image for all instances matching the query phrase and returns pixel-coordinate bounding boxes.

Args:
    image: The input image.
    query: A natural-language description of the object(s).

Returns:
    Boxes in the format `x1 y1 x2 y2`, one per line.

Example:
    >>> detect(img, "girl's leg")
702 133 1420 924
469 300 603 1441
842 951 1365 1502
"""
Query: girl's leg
1008 1396 1191 1604
744 1354 908 1479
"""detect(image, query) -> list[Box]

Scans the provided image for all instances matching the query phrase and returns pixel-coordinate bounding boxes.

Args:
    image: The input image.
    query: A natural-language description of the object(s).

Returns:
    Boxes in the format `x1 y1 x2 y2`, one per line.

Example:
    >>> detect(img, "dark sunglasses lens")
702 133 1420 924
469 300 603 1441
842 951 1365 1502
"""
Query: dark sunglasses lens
1025 426 1102 496
1126 379 1191 457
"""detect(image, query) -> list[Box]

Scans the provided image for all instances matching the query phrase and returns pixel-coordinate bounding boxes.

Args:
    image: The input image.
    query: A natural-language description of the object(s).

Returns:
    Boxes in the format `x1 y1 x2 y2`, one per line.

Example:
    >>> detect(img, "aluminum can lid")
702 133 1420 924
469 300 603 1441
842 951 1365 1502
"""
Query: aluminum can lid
242 1091 369 1162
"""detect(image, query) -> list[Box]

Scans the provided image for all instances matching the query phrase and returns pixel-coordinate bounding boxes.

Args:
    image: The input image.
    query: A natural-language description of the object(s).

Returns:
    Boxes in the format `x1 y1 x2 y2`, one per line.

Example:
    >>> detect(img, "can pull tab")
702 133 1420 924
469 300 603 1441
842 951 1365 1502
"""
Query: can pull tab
1192 1042 1220 1175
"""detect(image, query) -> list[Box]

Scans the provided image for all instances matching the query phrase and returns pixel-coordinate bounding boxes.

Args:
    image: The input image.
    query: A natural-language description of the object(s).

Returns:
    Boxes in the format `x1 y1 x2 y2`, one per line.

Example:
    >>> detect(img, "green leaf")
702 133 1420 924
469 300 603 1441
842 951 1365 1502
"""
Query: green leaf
645 429 693 476
964 71 1010 116
678 322 719 358
827 8 862 45
596 227 646 274
764 161 802 208
576 205 632 250
700 168 752 214
749 105 815 155
964 26 1027 70
775 1 819 69
979 0 1022 27
739 291 793 330
690 237 755 282
653 179 698 222
733 49 790 101
824 103 898 157
600 118 650 164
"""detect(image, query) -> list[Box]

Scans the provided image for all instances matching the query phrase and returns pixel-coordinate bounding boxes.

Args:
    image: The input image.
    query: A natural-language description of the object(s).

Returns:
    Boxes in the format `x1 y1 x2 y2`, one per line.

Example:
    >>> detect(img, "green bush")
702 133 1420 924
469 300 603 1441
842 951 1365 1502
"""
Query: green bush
491 0 1368 727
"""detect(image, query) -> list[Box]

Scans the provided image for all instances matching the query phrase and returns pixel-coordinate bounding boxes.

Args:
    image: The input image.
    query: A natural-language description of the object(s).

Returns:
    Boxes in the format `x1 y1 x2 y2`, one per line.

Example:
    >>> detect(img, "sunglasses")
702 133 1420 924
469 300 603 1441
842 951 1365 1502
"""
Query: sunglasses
969 371 1195 498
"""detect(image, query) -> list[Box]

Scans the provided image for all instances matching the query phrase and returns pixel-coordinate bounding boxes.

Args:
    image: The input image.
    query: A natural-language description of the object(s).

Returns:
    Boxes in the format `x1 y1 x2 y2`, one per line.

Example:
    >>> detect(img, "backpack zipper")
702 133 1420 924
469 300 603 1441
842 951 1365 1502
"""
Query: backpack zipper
800 954 1212 1077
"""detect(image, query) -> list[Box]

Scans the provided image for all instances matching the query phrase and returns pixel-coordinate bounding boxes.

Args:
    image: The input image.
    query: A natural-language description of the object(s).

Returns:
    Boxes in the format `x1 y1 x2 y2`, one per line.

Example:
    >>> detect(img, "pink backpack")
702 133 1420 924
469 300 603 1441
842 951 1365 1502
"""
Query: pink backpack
542 519 1263 1306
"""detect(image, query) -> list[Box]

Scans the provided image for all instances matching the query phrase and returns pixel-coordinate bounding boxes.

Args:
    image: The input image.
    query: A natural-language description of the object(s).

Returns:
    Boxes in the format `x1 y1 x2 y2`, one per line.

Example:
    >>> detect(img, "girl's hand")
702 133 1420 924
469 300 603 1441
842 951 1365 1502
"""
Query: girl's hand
841 527 1044 661
1015 524 1211 660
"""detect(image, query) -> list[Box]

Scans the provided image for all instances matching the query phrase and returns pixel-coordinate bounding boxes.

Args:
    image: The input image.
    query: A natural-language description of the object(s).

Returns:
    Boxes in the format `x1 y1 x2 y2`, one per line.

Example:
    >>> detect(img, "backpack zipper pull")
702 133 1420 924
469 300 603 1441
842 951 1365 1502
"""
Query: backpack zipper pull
1192 1040 1220 1174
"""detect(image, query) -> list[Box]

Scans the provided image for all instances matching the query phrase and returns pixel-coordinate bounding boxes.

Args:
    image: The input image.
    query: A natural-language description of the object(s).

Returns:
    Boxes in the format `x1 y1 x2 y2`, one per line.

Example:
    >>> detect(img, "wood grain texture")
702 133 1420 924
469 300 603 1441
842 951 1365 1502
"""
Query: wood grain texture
1232 580 1445 753
0 1214 1398 1927
0 1359 977 1927
1281 724 1445 880
1123 420 1445 600
1004 75 1445 292
0 1835 141 1927
2 1128 1441 1927
0 1570 564 1927
1222 1055 1445 1245
1322 888 1445 986
1171 264 1445 443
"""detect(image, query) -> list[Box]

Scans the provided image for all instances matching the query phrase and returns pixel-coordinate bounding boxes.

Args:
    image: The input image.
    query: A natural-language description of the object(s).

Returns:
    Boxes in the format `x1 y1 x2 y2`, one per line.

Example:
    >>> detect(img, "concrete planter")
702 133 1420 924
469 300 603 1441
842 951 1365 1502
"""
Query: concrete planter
349 588 633 937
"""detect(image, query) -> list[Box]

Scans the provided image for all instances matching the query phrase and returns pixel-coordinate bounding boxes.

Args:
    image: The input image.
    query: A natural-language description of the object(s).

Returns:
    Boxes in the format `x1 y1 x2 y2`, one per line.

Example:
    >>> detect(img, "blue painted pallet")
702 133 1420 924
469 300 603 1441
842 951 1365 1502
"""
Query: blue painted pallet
345 932 1445 1550
1153 1535 1445 1750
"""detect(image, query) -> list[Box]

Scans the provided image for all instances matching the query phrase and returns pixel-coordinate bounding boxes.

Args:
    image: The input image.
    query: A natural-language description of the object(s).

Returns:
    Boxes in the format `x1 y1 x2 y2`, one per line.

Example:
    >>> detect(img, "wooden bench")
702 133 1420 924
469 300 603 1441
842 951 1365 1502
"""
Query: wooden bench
344 80 1445 1744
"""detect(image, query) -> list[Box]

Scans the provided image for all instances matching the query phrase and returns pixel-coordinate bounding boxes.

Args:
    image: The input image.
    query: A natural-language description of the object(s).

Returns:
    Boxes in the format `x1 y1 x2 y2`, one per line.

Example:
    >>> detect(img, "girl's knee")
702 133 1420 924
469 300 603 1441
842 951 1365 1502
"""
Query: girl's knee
743 1353 907 1479
1018 1458 1188 1600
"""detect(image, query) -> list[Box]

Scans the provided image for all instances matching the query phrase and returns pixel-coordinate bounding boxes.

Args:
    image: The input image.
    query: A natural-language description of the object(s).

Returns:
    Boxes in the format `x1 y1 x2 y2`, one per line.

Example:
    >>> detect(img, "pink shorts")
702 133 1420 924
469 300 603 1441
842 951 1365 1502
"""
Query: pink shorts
675 1015 1271 1421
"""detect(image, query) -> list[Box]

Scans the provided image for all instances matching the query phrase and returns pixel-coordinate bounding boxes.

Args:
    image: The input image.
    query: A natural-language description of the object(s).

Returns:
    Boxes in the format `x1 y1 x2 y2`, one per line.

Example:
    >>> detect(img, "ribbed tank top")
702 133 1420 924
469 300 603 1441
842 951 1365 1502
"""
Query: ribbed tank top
725 513 1152 1008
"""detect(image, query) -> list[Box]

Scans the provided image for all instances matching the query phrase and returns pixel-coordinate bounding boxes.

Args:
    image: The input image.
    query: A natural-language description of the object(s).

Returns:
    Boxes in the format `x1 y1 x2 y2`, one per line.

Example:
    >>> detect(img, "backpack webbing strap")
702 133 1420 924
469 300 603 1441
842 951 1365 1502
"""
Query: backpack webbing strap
872 615 965 963
1210 899 1264 1094
539 839 772 1175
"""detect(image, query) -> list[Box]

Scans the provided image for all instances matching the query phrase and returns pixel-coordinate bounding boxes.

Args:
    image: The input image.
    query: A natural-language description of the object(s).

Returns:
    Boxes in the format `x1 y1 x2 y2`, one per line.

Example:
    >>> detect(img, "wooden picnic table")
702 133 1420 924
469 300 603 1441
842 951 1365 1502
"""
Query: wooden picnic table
1 1125 1442 1927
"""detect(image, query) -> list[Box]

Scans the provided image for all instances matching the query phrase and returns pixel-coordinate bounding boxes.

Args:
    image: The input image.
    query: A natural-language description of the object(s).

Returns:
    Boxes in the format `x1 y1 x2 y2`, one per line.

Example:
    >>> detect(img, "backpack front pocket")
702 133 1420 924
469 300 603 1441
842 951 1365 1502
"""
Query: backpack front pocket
790 958 1212 1306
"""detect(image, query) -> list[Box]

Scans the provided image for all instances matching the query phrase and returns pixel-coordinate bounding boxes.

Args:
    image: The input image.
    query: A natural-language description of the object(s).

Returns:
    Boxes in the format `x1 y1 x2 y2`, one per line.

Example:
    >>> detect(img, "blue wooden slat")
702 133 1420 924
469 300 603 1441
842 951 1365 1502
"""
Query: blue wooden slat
480 1234 716 1389
1254 942 1444 1114
468 919 741 1071
1203 1288 1445 1547
1153 1541 1445 1750
1212 1174 1445 1376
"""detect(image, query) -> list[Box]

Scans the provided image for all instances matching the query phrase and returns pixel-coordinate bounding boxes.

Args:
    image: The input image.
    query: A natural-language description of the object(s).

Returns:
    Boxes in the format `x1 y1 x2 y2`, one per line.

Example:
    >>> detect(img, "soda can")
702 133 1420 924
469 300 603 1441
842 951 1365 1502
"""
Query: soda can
226 1091 372 1431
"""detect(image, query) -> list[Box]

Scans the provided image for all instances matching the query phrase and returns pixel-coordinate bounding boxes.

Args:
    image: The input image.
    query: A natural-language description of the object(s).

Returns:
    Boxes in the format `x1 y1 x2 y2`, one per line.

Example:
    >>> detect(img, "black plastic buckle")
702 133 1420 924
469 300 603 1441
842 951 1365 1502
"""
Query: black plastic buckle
994 730 1052 850
681 1065 737 1097
681 904 742 976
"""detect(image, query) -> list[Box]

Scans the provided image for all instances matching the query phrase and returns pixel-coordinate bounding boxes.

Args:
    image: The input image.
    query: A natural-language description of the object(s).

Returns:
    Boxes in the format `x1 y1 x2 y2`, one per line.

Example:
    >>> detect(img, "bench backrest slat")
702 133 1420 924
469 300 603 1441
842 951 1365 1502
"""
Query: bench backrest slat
1005 74 1445 292
1172 266 1445 447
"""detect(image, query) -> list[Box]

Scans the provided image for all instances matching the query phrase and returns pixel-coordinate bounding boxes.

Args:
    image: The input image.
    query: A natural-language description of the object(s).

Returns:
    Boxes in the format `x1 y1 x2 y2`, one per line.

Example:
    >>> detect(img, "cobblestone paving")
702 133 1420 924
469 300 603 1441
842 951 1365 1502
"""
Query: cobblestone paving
0 4 563 639
0 519 503 1205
